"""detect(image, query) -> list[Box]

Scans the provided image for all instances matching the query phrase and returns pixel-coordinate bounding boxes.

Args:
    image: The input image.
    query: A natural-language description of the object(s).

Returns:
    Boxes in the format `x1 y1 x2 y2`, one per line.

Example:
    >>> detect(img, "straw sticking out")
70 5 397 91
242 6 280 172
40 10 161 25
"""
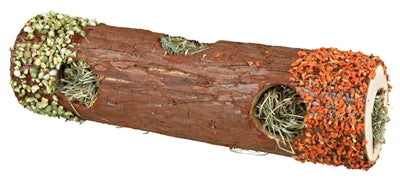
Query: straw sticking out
160 36 208 55
255 85 306 154
372 89 388 147
59 60 99 108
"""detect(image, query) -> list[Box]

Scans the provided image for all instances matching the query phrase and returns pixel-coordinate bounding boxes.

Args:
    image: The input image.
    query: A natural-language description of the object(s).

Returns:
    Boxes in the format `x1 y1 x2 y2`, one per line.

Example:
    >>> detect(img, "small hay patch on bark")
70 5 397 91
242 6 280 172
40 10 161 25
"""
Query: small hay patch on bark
160 36 208 55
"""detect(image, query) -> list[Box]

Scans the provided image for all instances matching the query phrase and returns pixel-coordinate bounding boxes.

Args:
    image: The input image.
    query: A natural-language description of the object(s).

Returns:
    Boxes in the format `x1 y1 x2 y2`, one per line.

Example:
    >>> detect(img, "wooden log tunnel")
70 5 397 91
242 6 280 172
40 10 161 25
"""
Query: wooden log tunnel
10 12 390 170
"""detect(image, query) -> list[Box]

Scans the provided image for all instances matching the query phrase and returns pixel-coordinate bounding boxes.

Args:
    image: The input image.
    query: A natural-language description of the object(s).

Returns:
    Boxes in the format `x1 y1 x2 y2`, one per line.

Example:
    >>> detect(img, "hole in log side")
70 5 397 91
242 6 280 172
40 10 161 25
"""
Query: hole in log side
251 85 306 154
66 24 302 156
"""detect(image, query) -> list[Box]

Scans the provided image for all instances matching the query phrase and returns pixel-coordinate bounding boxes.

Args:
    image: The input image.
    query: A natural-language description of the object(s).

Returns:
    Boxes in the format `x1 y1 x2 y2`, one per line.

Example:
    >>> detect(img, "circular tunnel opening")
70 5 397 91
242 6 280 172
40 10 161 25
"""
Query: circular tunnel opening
58 60 99 108
372 89 387 151
364 65 389 162
253 85 306 154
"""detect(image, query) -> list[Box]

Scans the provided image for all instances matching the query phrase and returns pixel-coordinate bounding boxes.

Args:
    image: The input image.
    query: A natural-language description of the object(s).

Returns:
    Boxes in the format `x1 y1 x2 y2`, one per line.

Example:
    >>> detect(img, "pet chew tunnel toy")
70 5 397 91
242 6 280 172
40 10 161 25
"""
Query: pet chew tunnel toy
10 12 390 170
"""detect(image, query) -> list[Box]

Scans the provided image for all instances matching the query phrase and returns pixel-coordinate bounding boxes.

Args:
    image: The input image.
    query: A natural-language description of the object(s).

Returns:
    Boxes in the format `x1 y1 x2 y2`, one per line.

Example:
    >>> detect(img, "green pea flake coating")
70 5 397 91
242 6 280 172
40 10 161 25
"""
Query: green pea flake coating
10 11 98 122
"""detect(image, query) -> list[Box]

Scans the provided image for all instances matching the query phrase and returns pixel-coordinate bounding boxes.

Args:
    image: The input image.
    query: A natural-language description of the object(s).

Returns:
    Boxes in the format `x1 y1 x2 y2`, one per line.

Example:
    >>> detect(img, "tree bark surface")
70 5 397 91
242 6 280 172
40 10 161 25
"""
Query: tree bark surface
58 24 302 156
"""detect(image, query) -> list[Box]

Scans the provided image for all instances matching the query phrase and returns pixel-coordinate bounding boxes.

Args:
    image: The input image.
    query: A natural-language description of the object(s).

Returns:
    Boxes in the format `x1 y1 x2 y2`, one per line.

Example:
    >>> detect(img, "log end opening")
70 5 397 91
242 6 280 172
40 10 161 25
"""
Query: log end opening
365 65 389 162
253 85 306 154
10 11 99 122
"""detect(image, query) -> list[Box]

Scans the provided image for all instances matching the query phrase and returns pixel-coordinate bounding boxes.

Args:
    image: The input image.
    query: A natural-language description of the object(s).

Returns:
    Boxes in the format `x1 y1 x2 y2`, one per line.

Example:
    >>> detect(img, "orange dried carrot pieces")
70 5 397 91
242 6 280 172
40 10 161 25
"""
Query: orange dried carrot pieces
290 47 389 170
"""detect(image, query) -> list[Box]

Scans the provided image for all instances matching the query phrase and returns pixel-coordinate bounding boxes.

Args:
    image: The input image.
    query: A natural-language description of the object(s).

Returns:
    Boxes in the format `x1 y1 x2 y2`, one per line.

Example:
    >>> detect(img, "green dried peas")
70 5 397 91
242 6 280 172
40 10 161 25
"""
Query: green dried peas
10 11 99 122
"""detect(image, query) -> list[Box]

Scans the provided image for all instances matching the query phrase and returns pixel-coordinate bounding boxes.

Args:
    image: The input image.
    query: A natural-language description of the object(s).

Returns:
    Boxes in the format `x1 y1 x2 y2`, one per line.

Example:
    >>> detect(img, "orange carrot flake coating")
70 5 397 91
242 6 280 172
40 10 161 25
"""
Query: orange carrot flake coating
289 47 390 170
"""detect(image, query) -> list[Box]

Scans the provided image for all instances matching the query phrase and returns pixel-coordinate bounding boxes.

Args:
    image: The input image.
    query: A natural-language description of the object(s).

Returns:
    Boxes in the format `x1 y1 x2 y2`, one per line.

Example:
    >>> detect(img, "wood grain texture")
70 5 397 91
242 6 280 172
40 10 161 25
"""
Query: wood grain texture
56 24 302 156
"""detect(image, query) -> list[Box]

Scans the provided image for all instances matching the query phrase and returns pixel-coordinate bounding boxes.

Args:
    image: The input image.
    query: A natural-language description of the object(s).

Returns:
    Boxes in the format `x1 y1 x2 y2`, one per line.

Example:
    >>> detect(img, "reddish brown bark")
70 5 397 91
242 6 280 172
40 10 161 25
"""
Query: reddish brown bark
24 24 304 156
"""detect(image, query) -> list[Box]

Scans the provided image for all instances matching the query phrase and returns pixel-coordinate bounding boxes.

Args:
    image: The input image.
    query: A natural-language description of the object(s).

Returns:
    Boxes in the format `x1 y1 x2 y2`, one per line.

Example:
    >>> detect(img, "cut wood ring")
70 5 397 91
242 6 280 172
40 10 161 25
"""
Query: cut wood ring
365 65 388 162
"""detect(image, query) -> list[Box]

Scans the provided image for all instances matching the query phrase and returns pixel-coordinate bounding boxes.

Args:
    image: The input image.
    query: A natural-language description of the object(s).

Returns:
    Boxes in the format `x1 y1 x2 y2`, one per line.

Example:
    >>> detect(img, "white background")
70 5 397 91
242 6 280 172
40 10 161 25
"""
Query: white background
0 0 399 183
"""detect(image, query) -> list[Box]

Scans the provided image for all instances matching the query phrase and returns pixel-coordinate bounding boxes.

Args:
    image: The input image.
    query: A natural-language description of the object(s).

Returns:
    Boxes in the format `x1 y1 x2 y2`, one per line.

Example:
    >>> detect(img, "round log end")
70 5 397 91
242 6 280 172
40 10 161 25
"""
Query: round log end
289 48 391 170
9 11 99 122
364 65 388 162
